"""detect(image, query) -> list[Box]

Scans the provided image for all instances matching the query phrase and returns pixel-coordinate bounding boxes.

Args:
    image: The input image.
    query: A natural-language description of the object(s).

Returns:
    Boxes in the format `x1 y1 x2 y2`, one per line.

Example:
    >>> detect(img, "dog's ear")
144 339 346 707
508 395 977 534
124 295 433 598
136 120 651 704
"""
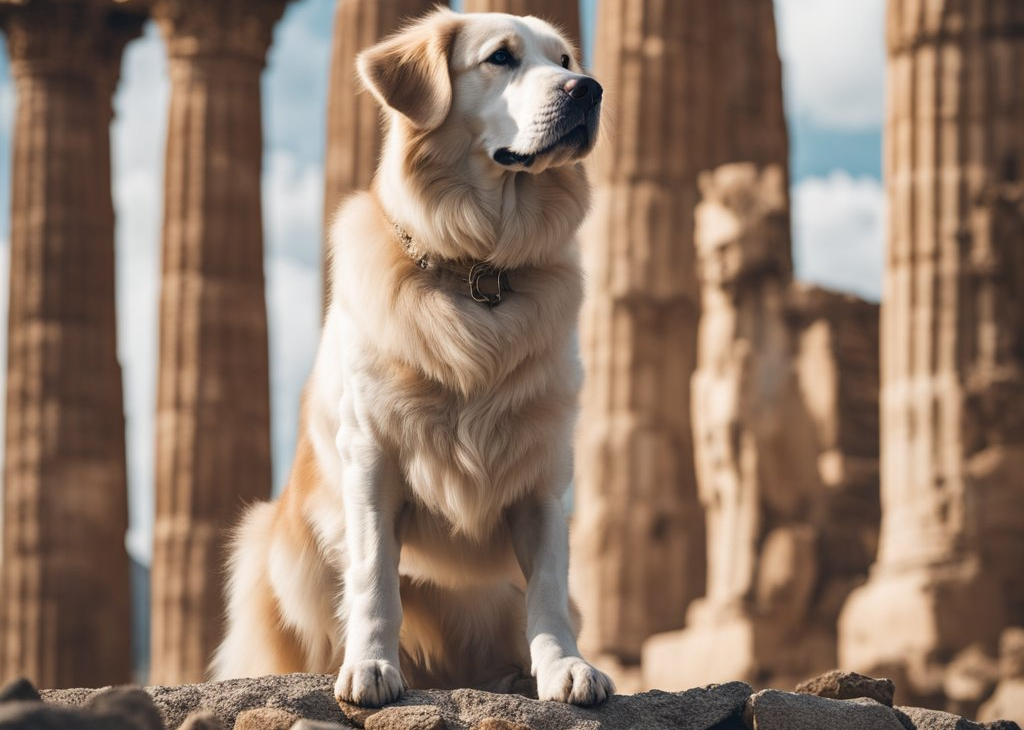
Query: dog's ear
357 11 459 131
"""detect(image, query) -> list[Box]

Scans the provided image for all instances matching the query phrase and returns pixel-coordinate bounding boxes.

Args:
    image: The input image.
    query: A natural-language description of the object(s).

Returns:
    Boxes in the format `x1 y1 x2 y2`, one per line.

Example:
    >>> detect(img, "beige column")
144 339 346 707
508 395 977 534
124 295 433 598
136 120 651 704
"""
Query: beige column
149 0 288 685
839 0 1024 704
462 0 580 48
322 0 433 306
570 0 788 675
0 0 144 689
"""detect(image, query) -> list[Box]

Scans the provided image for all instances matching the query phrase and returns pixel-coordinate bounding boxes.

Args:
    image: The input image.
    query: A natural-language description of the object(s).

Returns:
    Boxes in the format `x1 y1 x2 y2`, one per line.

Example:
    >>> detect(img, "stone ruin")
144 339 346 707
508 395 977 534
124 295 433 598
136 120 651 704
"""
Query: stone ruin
642 163 880 691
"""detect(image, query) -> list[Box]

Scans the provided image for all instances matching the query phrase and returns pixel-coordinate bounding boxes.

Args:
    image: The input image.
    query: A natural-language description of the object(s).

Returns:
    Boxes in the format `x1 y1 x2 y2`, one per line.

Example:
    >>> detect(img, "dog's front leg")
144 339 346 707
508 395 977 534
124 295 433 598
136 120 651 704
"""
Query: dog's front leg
509 496 614 705
333 433 405 708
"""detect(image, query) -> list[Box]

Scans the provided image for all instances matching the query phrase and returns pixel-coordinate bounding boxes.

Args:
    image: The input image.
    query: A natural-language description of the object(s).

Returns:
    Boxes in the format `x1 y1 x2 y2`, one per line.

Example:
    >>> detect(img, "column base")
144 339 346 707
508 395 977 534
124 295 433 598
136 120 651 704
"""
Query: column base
838 558 1006 701
641 602 836 690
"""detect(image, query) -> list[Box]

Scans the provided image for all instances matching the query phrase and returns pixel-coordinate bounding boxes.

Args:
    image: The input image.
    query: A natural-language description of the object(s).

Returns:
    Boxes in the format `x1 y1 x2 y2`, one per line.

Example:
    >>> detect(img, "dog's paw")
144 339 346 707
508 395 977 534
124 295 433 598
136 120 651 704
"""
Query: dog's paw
334 659 405 708
536 657 614 705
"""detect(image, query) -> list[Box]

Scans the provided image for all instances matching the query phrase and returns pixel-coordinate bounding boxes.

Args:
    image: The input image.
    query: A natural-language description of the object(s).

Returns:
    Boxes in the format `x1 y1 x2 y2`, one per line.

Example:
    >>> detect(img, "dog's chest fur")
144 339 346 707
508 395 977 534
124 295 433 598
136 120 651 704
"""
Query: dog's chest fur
364 342 576 543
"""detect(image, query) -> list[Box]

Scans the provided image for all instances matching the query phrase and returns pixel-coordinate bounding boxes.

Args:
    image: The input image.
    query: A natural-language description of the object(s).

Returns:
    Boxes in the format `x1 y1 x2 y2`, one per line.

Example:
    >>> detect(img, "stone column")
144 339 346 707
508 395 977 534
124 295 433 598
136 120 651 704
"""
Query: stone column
322 0 433 306
570 0 788 679
0 0 143 689
839 0 1024 704
462 0 580 47
149 0 288 685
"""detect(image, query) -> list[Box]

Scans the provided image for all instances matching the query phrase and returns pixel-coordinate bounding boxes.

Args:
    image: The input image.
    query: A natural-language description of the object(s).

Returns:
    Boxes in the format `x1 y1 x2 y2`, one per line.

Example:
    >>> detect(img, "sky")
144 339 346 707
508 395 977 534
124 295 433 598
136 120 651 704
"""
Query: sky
0 0 887 565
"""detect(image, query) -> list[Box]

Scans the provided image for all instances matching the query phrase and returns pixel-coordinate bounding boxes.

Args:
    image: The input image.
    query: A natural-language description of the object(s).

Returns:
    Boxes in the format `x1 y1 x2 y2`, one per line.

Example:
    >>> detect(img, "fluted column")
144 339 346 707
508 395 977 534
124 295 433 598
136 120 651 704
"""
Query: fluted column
571 0 788 669
322 0 433 306
0 0 143 689
840 0 1024 703
462 0 580 48
150 0 288 685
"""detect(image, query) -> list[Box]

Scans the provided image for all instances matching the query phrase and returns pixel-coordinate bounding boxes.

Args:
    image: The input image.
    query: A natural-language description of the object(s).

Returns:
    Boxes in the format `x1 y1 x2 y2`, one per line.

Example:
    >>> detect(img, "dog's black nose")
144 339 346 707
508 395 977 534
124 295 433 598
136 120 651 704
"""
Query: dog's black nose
563 77 603 110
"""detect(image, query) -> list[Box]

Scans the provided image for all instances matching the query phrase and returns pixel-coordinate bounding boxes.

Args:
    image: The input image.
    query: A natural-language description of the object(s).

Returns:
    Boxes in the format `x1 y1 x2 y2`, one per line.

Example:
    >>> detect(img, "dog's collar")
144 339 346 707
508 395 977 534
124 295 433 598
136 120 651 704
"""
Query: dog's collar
392 222 514 307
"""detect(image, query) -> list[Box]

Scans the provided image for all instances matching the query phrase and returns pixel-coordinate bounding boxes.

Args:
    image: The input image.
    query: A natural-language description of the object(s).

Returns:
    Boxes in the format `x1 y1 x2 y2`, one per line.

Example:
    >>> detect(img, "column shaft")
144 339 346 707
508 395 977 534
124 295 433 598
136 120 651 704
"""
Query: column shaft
461 0 580 48
840 0 1024 701
0 0 142 689
150 0 287 685
322 0 433 306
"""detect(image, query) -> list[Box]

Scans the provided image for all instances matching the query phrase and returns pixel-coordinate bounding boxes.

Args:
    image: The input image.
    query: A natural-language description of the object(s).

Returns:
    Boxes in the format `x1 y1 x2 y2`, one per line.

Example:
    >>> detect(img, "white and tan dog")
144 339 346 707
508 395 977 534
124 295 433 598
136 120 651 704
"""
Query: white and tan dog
212 8 611 708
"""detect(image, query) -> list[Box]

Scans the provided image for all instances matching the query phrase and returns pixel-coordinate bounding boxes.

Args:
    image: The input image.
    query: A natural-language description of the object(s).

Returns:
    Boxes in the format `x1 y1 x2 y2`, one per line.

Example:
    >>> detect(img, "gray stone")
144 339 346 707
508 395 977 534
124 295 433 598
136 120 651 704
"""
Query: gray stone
746 690 905 730
980 722 1022 730
0 679 41 704
469 720 533 730
234 707 302 730
894 706 985 730
364 705 446 730
290 722 351 730
86 687 163 730
45 675 348 730
0 700 149 730
43 675 751 730
179 710 226 730
796 670 896 706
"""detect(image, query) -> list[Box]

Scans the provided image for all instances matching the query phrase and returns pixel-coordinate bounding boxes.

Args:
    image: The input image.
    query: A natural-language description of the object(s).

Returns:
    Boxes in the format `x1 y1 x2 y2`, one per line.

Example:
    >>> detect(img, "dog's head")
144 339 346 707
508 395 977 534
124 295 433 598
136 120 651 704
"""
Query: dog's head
357 8 601 175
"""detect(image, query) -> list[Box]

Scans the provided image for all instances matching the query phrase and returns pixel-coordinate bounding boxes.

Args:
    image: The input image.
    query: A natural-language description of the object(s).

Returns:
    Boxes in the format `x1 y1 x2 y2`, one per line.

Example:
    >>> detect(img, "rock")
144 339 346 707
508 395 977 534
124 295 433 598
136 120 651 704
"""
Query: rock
341 682 753 730
469 720 532 730
87 687 164 730
180 711 226 730
44 675 750 730
893 706 985 729
746 690 905 730
796 670 896 706
44 675 347 730
0 700 153 730
364 706 445 730
981 722 1022 730
0 686 168 730
235 707 302 730
0 679 41 704
290 722 351 730
336 702 377 729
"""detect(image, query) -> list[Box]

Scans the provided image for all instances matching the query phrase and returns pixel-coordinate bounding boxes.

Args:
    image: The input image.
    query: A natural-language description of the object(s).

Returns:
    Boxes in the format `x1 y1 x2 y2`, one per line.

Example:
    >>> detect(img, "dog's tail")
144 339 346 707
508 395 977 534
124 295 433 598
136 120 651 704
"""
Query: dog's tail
210 501 303 680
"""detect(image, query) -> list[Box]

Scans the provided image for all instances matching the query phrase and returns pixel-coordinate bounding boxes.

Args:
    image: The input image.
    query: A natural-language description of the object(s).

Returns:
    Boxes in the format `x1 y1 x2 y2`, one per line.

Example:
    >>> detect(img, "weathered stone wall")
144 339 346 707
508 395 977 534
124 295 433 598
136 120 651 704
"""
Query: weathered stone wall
641 165 880 691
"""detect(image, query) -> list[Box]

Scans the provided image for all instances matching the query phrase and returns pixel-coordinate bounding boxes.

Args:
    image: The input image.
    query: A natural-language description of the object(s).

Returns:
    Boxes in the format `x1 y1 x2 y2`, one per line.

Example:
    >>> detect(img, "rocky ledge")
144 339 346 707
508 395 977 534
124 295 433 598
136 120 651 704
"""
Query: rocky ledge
0 671 1019 730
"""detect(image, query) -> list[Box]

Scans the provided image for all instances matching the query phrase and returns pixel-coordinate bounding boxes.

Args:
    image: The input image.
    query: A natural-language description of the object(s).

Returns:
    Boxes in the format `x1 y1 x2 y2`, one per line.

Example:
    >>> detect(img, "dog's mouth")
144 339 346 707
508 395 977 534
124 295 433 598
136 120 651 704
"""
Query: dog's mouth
494 121 595 169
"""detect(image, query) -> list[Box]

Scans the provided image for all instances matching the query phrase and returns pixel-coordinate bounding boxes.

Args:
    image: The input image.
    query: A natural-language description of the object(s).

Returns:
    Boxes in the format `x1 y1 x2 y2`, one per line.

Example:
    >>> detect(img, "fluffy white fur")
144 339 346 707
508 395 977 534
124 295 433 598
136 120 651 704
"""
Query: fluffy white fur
212 8 611 708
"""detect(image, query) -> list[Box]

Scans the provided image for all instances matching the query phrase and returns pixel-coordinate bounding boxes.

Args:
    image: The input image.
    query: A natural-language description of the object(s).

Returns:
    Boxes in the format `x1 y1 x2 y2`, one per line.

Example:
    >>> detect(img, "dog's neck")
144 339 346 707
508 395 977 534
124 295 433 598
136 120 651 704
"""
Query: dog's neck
390 219 516 307
373 118 591 272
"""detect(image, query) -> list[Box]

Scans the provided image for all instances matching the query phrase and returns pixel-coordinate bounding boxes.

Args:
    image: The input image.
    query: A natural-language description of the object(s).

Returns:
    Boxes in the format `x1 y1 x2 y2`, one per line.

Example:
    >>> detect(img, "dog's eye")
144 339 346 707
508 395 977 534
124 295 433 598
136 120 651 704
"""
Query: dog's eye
486 49 514 66
560 54 571 69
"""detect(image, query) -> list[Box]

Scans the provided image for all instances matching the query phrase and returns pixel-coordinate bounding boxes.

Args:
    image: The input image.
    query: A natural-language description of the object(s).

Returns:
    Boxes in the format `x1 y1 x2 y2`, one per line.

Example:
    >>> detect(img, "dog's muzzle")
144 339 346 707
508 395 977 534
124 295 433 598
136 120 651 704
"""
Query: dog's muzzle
494 76 603 167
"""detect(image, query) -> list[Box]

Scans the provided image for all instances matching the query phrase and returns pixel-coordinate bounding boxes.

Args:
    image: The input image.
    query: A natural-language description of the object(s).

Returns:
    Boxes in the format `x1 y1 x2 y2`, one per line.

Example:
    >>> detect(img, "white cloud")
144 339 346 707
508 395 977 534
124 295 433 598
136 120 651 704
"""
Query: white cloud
262 152 324 493
774 0 886 131
113 23 168 564
266 254 321 494
792 171 885 302
263 150 323 268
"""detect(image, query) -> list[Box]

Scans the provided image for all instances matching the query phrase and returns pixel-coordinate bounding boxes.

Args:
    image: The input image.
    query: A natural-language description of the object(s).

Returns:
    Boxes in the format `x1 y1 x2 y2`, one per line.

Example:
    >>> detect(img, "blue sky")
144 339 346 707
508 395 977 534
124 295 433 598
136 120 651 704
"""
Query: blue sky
0 0 886 563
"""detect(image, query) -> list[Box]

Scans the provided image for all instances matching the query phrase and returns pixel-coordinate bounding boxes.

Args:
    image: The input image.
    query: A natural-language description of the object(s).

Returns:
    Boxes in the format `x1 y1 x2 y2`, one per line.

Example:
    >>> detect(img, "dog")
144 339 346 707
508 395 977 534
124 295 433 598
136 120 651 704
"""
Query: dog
211 8 611 708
